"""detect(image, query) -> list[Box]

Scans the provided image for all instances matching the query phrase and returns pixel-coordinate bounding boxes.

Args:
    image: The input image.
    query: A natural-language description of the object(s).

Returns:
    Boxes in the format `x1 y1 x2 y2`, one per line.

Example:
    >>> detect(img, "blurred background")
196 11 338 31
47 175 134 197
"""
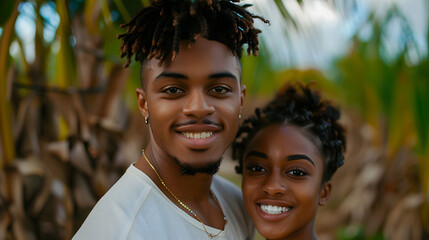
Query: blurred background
0 0 428 239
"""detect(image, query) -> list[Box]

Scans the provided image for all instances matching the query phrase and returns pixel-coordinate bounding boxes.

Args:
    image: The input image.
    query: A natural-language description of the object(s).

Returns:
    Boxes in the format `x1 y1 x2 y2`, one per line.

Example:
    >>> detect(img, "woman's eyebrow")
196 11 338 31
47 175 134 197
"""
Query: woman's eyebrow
245 151 267 159
287 154 314 166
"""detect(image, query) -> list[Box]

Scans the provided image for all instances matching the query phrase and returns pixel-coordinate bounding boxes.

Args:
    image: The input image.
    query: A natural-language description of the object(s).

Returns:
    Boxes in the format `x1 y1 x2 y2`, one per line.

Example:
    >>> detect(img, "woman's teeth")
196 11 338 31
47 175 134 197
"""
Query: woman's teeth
181 132 213 139
260 204 291 215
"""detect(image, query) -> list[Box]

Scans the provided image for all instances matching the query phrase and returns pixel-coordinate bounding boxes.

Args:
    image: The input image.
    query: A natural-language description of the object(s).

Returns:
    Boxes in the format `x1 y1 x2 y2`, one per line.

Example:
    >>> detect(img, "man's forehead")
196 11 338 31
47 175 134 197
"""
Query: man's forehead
139 38 242 86
145 39 234 62
144 42 240 70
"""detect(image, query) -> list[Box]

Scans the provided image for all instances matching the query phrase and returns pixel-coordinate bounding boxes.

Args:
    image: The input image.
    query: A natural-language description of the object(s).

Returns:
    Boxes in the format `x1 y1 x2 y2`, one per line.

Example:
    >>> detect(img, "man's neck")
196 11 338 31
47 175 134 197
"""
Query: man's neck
135 146 214 203
134 146 227 230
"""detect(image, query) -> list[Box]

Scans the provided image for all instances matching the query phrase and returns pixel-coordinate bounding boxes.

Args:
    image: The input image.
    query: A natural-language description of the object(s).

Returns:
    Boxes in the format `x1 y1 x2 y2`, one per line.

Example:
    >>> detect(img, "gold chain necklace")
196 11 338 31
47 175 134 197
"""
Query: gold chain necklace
142 150 227 239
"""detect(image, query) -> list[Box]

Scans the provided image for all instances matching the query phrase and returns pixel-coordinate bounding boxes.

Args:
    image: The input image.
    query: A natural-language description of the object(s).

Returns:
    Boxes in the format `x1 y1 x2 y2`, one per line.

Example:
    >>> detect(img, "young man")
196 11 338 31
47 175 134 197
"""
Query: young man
73 0 268 239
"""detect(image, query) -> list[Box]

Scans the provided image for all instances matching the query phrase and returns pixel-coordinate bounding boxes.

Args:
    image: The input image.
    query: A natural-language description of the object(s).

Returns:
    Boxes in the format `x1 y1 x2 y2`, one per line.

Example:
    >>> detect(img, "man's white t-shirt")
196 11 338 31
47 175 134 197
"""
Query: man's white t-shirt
73 164 254 240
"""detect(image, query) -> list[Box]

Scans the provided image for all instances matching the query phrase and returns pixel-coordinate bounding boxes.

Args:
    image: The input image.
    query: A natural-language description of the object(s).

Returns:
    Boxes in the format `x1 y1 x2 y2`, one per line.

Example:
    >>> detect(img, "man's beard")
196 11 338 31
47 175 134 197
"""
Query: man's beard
173 157 223 176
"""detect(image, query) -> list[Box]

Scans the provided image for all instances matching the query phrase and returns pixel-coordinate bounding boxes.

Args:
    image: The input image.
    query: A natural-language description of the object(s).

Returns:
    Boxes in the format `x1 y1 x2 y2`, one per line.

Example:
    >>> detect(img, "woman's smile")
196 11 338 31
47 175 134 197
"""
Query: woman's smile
242 124 325 239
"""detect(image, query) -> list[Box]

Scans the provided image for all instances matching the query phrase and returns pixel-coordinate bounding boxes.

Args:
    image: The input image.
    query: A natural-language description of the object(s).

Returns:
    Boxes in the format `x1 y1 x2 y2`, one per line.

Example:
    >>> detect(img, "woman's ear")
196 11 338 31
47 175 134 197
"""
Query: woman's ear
136 88 148 117
318 181 332 206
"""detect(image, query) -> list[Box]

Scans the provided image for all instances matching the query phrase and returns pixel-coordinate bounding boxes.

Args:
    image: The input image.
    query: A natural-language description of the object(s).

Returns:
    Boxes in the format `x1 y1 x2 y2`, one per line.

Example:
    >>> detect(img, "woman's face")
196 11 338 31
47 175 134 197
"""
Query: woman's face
241 124 331 240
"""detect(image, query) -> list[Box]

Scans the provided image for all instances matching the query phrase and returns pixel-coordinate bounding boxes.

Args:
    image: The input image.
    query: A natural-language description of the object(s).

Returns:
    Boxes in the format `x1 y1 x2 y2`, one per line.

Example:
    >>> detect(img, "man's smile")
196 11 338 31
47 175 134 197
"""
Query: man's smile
181 132 214 139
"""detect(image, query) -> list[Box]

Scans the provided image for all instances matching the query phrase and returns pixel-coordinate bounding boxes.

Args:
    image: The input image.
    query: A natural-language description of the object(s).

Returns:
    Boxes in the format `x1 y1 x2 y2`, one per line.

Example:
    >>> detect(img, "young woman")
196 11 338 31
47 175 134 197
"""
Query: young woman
233 83 346 240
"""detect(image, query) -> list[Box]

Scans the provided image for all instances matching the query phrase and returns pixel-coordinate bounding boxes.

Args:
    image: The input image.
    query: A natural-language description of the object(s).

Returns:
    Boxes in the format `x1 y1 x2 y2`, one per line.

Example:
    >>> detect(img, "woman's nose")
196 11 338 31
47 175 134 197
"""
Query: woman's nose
262 171 287 196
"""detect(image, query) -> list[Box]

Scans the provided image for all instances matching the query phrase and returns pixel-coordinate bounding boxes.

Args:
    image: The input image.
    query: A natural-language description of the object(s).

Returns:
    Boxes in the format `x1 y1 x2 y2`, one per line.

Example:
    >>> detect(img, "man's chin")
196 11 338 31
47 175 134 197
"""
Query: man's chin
173 157 223 176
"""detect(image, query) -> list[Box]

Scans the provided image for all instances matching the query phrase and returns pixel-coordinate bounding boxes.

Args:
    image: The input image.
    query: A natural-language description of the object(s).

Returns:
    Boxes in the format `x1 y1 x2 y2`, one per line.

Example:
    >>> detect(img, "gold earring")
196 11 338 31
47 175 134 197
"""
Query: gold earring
145 116 149 124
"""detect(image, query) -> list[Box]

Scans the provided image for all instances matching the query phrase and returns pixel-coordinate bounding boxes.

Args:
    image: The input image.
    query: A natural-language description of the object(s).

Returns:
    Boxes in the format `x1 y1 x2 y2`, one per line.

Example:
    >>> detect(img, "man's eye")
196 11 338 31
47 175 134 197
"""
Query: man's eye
246 164 266 172
210 86 230 94
288 169 307 176
163 87 184 94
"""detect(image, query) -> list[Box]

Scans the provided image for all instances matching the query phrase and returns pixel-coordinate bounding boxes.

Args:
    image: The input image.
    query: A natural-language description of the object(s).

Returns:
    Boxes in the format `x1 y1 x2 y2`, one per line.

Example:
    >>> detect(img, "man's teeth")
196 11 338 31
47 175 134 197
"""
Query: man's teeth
260 204 291 215
182 132 213 139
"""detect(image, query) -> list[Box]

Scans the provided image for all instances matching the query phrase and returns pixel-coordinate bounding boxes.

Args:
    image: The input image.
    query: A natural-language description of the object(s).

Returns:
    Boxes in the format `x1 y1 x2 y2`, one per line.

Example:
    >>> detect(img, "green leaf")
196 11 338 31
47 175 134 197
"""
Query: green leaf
113 0 131 22
55 0 77 88
84 0 100 34
413 71 429 155
0 0 17 26
0 0 20 168
273 0 298 30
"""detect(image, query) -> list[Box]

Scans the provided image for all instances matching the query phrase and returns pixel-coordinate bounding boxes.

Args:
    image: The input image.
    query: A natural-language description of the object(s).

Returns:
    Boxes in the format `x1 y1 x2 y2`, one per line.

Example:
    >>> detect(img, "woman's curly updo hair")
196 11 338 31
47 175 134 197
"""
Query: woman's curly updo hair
232 83 346 183
117 0 269 67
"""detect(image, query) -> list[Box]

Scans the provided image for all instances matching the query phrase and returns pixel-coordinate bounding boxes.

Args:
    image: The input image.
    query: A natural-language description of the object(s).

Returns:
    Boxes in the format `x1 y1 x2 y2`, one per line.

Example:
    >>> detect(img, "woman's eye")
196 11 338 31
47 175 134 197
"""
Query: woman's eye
210 86 230 94
163 87 184 94
288 169 307 176
246 164 266 172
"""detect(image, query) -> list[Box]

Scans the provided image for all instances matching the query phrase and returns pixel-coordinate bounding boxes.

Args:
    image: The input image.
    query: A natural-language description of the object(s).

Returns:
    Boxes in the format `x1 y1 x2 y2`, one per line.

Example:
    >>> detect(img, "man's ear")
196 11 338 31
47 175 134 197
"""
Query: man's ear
136 88 148 117
240 85 246 107
318 181 332 206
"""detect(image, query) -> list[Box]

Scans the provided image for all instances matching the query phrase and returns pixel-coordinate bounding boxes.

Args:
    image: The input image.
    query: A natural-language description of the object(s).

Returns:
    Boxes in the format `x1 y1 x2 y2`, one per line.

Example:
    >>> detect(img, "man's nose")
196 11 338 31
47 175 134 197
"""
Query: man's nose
182 89 215 118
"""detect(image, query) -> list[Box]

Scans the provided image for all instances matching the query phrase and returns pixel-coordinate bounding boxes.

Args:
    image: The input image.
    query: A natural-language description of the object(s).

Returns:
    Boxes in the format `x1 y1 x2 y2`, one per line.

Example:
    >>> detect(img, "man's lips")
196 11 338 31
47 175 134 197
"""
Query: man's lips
181 131 214 139
174 122 222 134
173 123 222 148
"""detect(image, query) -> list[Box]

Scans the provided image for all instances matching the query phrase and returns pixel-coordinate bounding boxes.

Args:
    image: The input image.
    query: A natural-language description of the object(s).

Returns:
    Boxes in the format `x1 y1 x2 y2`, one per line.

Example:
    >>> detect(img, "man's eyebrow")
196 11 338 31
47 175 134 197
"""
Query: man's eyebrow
155 72 238 81
287 154 314 166
155 72 187 79
208 72 238 81
245 151 267 159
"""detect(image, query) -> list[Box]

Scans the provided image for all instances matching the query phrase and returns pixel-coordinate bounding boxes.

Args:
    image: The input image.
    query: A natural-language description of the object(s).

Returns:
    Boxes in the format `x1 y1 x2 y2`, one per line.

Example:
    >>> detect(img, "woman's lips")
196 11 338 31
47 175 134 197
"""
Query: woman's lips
255 200 294 221
259 204 292 214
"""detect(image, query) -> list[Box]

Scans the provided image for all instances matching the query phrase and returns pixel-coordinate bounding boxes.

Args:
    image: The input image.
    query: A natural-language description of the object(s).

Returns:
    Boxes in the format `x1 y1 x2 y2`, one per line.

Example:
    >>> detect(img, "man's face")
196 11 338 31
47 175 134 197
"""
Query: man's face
137 38 245 173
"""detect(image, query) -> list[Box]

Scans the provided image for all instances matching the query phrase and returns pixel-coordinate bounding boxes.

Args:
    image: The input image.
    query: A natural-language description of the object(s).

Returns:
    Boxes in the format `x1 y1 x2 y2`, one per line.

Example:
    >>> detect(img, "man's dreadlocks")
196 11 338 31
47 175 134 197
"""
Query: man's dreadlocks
233 83 346 183
117 0 269 67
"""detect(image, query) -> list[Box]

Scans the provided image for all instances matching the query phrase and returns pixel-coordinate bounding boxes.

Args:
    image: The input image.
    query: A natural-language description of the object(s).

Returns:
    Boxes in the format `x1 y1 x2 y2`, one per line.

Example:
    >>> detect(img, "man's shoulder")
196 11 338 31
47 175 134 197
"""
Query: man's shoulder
107 165 152 195
94 165 154 208
212 175 244 211
212 175 255 239
73 165 156 239
212 175 241 196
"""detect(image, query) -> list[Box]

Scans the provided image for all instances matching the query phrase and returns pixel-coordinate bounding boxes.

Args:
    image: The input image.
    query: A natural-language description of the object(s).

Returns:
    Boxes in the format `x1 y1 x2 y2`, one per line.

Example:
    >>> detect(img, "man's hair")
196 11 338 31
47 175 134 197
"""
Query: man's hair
232 83 346 183
117 0 269 67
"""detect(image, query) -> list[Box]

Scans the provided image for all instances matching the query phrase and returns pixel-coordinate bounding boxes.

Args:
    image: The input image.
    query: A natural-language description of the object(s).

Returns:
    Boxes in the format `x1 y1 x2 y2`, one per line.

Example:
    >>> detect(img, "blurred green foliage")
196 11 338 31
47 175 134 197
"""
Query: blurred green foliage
337 225 385 240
